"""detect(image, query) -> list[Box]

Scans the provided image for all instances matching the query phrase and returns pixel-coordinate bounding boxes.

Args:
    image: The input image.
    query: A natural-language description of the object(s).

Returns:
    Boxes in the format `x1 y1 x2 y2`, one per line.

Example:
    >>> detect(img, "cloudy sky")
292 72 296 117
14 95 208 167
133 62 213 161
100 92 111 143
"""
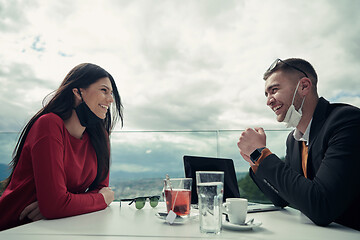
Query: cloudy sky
1 0 360 175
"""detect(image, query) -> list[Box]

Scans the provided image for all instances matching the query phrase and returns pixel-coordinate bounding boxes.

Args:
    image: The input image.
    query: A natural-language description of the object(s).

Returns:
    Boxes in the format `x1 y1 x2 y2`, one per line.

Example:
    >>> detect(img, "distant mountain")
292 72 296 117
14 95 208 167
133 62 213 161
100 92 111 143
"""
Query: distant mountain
110 170 248 181
0 164 248 182
110 170 184 181
0 163 10 181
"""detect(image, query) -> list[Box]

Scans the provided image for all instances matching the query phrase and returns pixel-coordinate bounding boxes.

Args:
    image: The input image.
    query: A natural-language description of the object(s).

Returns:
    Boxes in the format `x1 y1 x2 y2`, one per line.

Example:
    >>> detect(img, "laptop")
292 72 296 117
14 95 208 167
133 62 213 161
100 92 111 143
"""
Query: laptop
183 155 281 213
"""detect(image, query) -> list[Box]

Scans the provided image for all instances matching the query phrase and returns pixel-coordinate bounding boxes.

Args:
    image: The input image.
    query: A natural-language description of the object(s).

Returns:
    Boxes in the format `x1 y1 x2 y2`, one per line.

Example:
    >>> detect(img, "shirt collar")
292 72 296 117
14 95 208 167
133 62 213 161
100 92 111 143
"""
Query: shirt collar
293 119 312 145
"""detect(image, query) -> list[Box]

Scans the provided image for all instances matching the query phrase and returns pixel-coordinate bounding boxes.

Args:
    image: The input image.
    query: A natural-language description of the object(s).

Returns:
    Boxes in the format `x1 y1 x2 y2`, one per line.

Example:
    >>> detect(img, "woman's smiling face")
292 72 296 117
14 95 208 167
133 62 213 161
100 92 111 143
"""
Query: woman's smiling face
79 77 114 119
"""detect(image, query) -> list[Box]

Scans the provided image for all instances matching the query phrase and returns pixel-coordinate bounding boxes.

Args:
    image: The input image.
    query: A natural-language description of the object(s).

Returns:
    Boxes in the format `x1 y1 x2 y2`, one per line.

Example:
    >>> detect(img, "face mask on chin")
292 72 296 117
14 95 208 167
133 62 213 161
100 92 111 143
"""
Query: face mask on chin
74 88 102 128
283 81 306 128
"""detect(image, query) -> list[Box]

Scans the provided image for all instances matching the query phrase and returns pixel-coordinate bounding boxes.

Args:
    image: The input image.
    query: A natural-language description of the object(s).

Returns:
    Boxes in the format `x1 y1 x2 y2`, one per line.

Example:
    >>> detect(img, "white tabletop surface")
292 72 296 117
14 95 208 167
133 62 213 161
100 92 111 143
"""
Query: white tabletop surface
1 201 359 240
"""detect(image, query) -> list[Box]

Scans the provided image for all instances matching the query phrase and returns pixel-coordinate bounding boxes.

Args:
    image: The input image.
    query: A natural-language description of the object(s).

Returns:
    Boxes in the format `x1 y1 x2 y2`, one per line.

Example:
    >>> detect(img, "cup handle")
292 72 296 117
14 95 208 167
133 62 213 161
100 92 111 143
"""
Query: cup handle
222 202 229 214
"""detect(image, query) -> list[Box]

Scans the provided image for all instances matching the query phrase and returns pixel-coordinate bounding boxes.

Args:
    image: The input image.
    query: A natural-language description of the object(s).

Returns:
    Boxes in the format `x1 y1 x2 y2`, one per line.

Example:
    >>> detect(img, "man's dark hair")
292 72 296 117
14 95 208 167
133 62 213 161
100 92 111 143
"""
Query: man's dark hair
263 58 318 91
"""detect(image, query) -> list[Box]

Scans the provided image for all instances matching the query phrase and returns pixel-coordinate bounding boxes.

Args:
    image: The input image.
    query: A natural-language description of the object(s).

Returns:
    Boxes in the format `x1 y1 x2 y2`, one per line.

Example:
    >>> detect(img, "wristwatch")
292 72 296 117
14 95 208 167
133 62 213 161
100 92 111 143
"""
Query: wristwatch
250 147 266 164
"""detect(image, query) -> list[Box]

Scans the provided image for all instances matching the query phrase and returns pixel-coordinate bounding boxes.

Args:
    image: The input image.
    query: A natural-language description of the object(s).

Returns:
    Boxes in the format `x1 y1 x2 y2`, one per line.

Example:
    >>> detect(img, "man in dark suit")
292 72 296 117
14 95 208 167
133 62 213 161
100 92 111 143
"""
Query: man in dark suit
237 58 360 230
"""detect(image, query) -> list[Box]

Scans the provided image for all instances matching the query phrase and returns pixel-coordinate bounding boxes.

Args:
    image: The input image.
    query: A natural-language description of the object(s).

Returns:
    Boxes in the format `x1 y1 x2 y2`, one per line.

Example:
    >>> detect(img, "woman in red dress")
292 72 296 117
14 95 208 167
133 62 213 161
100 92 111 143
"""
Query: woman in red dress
0 63 123 231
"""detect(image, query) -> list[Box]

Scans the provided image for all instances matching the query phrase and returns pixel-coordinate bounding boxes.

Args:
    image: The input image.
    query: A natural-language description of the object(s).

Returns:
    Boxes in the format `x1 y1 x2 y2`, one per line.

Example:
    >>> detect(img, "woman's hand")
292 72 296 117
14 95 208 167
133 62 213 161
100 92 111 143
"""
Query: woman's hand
19 201 44 222
99 187 114 206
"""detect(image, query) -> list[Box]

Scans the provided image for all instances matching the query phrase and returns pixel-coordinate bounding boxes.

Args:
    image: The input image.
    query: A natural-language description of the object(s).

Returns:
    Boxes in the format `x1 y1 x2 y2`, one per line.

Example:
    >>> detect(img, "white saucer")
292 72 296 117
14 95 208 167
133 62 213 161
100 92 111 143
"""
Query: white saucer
222 220 262 231
155 212 197 224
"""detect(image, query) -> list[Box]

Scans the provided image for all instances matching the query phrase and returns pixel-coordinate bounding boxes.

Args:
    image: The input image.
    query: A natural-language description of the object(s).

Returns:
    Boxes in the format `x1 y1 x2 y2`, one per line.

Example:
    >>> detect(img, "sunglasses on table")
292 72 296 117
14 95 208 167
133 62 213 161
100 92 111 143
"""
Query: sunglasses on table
267 58 308 78
120 196 160 209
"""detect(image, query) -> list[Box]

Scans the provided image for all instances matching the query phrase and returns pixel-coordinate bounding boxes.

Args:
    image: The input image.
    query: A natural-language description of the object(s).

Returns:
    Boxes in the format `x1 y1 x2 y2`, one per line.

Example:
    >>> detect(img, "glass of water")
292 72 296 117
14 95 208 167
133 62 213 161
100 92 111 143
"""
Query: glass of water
196 171 224 234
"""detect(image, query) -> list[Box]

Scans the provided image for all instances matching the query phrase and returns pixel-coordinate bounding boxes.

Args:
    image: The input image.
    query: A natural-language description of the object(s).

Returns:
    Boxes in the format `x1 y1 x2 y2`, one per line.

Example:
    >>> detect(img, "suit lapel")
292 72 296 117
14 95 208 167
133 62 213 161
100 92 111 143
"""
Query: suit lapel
295 140 303 174
308 97 330 150
307 97 330 178
288 133 303 174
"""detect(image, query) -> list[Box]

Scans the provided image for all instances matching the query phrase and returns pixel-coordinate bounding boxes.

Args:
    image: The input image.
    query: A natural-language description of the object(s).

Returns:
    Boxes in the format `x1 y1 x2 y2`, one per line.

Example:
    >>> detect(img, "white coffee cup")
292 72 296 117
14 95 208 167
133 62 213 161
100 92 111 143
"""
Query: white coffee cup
223 198 248 224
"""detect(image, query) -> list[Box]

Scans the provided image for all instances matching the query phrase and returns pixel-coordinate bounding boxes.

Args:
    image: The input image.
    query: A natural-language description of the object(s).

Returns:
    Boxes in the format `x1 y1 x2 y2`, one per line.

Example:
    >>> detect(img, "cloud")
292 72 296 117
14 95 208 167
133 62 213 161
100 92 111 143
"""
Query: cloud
0 0 34 32
0 62 55 130
111 163 153 173
0 0 360 175
1 0 359 132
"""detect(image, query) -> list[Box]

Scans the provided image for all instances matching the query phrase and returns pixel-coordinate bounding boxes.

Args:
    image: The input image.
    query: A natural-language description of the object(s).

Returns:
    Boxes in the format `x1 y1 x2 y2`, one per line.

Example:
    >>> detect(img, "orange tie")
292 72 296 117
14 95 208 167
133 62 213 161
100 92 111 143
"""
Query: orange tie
301 141 308 178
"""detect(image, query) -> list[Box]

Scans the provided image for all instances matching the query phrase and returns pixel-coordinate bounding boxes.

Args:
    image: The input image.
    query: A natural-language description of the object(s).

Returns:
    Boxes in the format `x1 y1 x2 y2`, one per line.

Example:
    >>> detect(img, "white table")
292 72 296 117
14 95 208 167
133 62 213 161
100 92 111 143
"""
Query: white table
1 201 359 239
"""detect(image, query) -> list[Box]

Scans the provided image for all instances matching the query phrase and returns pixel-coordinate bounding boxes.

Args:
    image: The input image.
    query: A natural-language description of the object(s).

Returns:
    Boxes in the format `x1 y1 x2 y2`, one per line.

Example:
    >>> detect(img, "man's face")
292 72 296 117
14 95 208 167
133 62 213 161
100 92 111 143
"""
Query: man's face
264 71 301 122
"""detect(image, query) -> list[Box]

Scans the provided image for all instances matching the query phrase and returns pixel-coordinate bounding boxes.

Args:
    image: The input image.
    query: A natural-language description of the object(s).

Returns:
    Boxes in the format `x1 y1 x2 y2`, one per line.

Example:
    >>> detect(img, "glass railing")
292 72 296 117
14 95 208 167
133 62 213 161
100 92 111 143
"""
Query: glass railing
0 129 291 201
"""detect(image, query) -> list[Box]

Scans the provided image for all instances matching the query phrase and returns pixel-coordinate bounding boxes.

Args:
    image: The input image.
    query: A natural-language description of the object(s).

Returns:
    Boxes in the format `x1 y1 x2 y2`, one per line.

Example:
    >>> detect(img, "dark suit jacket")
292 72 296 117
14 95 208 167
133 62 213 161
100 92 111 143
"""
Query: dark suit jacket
250 97 360 230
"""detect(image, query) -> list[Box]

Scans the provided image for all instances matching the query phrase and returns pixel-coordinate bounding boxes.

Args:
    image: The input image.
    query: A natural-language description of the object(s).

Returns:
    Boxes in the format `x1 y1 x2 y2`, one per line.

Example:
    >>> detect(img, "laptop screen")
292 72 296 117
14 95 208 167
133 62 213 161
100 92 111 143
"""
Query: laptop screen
183 155 240 204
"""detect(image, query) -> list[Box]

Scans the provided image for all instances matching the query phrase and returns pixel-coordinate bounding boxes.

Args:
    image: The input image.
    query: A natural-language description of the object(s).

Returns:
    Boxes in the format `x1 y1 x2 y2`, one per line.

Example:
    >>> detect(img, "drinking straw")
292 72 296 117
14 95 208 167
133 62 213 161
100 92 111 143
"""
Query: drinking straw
165 174 180 212
171 179 181 212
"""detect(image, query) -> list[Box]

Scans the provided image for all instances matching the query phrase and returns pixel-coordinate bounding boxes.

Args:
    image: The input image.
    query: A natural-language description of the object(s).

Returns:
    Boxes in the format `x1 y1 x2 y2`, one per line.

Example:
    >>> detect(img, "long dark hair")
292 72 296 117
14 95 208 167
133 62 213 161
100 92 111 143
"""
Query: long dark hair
4 63 123 190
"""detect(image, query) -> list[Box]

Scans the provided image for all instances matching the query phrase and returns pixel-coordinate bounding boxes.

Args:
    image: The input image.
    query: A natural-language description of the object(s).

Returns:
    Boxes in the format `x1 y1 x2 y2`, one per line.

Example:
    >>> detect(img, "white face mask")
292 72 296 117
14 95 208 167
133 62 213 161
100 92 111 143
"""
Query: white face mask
283 81 306 128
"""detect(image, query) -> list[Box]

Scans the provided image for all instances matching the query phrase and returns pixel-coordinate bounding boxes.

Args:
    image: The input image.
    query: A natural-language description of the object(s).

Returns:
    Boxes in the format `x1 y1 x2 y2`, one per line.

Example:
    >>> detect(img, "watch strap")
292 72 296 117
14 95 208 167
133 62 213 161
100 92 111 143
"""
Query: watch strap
251 147 266 163
251 148 272 173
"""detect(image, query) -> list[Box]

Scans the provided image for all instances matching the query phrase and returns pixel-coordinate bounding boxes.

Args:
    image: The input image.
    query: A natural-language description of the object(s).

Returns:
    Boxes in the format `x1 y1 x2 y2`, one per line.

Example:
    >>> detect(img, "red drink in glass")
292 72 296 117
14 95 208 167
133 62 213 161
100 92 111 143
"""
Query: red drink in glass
164 189 191 216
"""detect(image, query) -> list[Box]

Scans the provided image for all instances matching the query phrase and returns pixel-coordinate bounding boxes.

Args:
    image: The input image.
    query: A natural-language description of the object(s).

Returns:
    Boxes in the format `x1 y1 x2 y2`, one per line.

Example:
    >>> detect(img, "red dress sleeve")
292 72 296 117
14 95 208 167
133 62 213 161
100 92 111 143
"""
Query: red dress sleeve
87 174 110 193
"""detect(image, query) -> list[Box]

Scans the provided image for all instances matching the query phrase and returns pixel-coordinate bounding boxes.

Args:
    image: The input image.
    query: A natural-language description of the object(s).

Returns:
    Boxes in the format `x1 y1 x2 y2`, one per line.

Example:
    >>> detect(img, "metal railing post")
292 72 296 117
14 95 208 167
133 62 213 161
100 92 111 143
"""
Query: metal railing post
216 130 220 157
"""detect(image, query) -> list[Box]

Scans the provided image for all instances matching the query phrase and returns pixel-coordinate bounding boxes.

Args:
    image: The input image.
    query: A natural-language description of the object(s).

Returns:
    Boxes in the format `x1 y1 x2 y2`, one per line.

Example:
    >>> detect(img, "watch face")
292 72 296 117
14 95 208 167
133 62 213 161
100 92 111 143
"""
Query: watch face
250 150 261 163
